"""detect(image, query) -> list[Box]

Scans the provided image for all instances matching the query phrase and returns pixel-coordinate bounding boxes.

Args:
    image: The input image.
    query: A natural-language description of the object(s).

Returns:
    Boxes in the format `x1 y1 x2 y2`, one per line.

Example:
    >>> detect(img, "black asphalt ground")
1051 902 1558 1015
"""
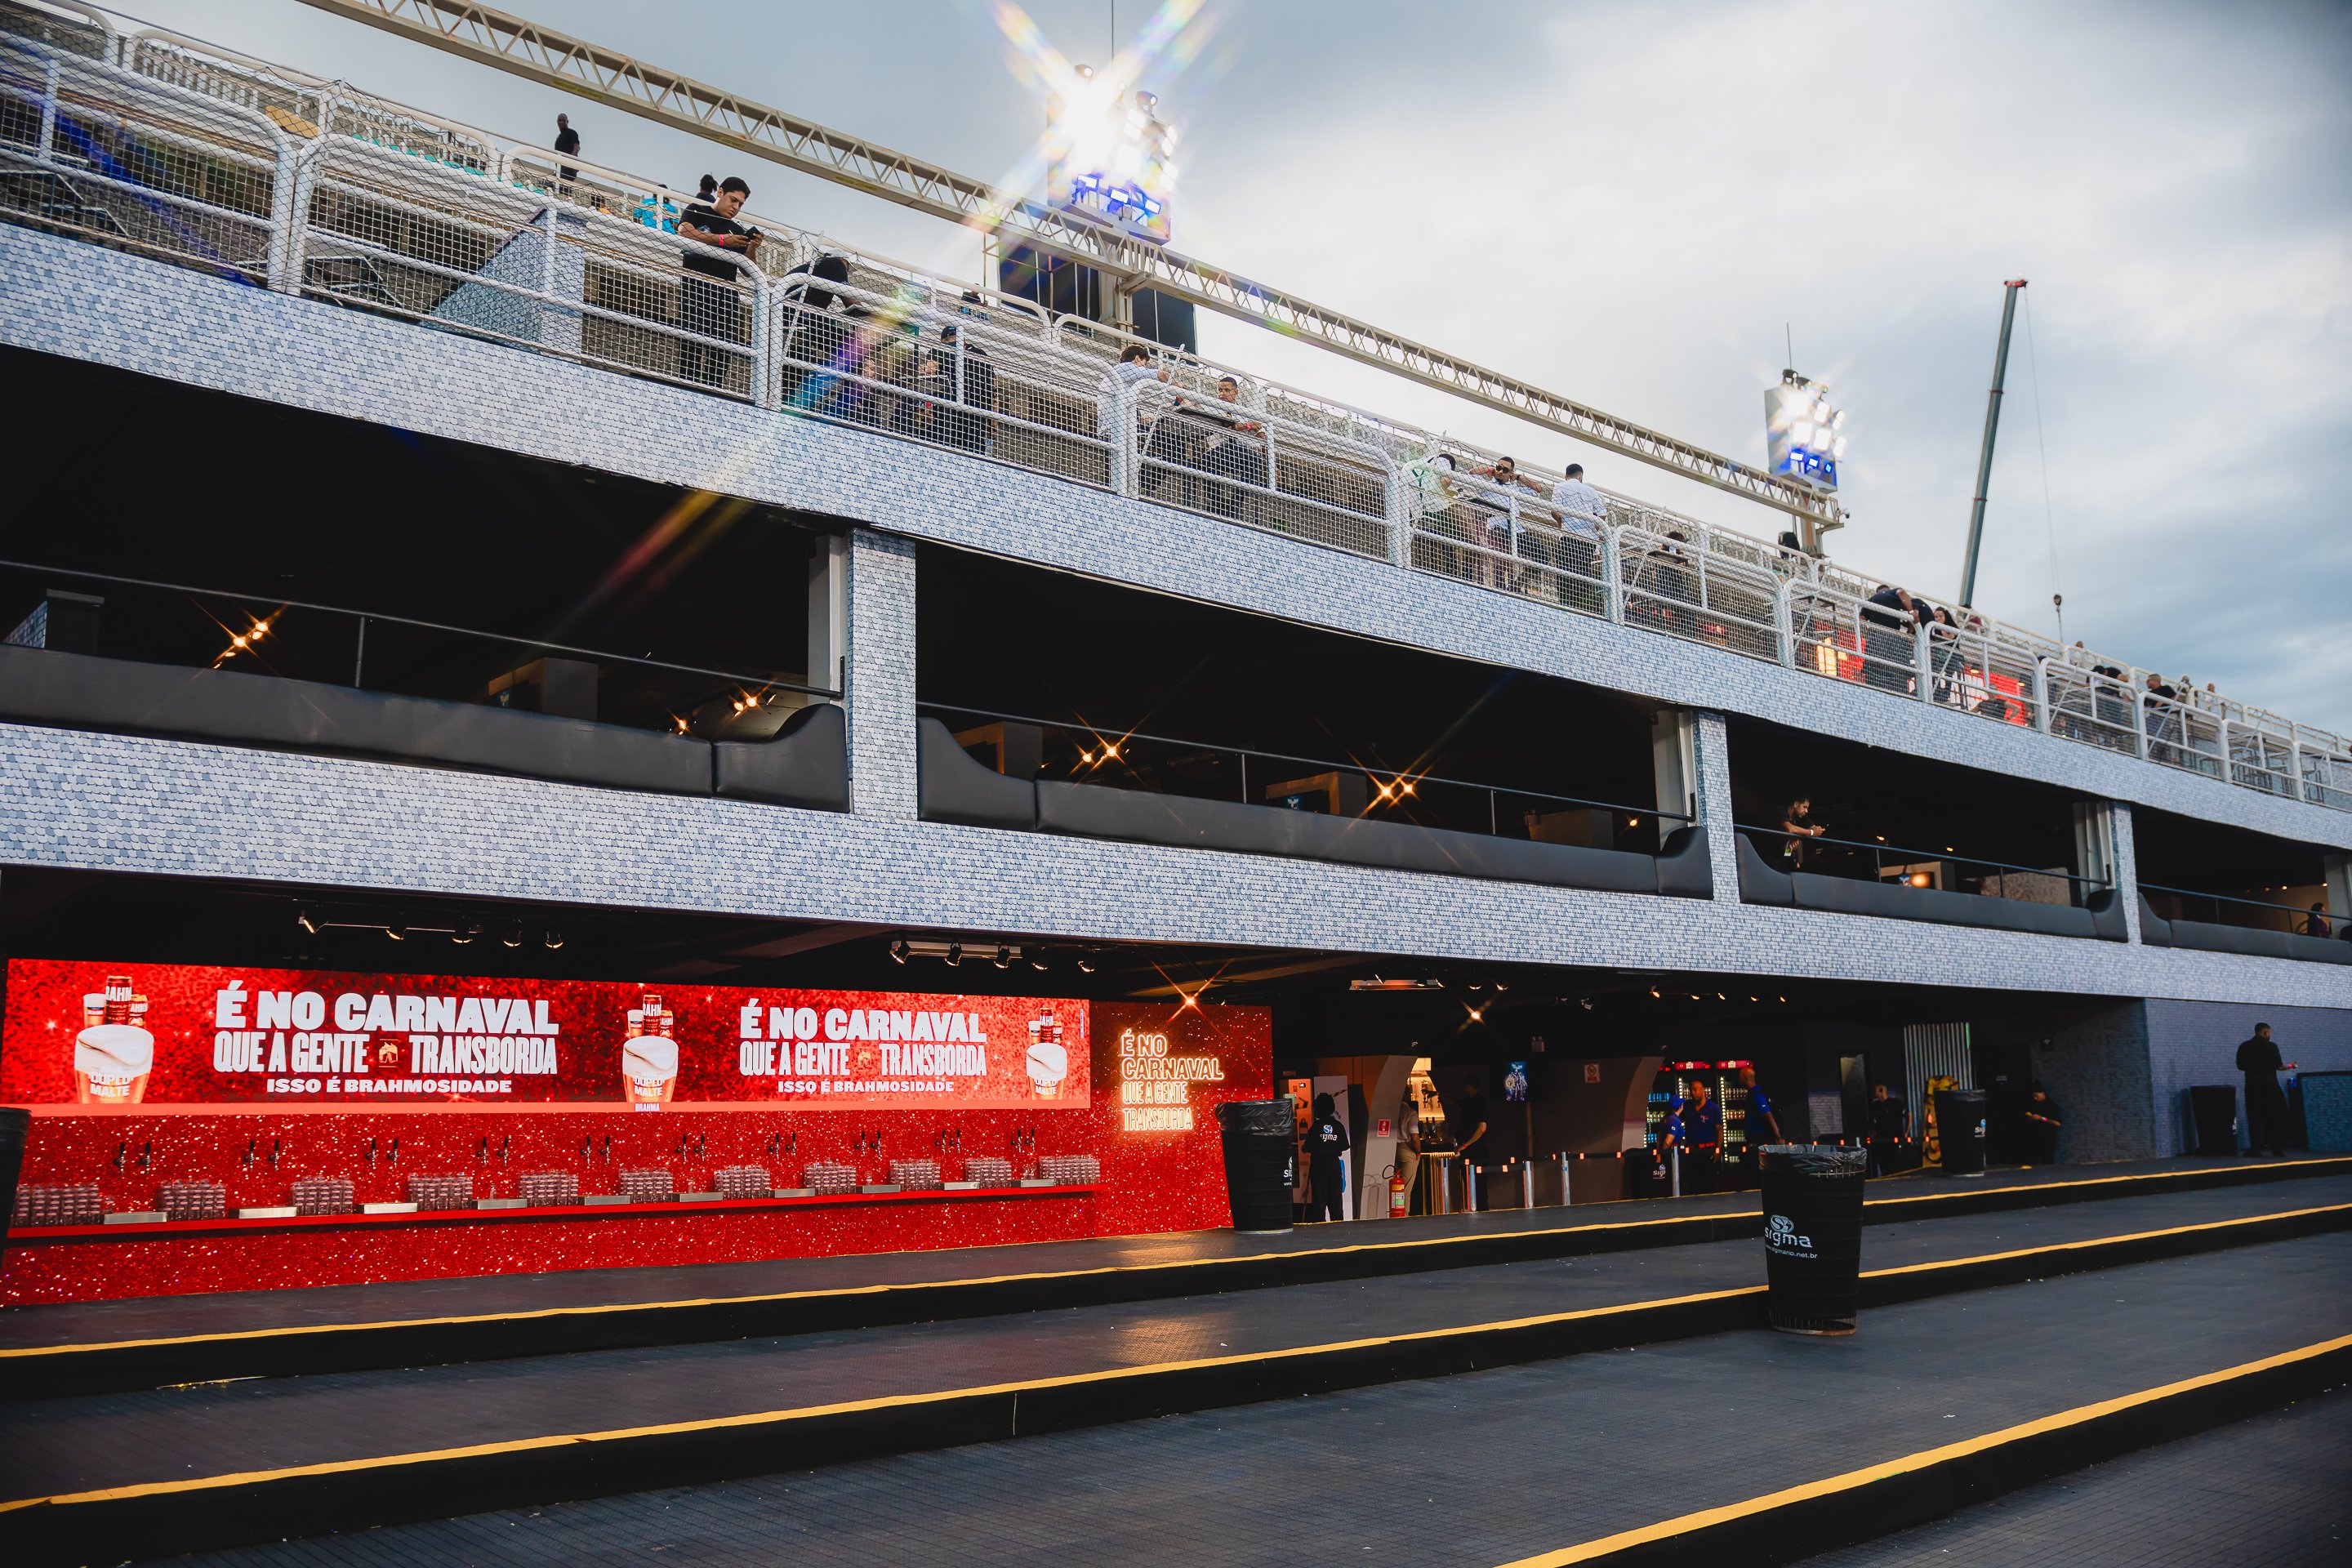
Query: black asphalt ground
7 1173 2347 1506
8 1154 2334 1352
1798 1385 2352 1566
140 1235 2352 1568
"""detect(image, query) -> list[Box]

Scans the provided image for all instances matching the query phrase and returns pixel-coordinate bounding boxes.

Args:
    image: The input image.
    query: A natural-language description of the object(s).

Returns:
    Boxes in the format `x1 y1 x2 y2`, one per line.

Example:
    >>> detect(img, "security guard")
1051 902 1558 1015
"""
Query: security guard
1303 1092 1351 1223
1739 1065 1782 1179
1655 1078 1723 1194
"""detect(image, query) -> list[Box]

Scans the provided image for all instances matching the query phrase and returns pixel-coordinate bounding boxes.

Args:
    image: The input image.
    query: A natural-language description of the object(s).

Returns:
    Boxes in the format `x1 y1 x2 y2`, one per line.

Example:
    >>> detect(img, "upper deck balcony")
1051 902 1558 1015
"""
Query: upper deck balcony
2 11 2348 834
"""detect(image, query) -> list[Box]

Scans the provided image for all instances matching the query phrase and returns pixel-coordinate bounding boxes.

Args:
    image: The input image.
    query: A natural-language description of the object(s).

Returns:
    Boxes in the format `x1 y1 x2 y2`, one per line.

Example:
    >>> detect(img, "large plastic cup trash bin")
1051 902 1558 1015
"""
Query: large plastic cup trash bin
0 1106 28 1269
2188 1085 2238 1156
1215 1098 1297 1233
1936 1089 1988 1176
1758 1144 1867 1335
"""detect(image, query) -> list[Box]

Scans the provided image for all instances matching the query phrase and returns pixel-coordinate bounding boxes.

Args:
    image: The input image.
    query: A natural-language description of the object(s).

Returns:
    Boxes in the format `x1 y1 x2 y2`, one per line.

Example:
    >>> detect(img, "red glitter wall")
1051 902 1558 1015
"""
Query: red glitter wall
1 996 1270 1304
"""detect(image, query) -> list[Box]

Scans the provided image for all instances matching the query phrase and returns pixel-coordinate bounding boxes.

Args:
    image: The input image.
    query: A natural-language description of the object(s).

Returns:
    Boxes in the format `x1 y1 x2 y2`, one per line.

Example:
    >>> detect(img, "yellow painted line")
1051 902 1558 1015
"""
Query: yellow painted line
1493 1332 2352 1567
0 1281 1766 1511
6 1158 2340 1363
6 1200 2343 1514
1861 1200 2352 1280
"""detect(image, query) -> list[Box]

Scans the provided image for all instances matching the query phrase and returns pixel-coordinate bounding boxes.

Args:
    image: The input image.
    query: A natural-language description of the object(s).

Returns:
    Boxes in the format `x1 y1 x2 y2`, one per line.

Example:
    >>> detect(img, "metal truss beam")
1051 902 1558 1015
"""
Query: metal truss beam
293 0 1836 524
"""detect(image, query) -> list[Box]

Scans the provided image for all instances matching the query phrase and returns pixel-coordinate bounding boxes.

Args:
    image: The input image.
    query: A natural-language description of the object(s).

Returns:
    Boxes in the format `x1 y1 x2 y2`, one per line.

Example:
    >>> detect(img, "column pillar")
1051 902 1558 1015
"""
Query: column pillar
1657 708 1738 902
2108 801 2143 943
846 528 917 821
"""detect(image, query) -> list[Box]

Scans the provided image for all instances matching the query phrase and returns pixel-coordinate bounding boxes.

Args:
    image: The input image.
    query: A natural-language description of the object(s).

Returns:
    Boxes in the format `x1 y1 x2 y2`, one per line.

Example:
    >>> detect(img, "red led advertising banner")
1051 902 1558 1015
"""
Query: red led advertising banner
0 960 1089 1113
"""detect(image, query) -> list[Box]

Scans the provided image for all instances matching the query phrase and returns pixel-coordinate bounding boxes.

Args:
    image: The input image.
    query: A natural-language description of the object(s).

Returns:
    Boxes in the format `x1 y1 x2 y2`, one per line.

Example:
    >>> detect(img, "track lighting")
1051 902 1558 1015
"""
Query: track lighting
889 940 911 965
543 929 564 951
501 922 523 949
994 946 1013 970
296 907 319 935
945 943 962 969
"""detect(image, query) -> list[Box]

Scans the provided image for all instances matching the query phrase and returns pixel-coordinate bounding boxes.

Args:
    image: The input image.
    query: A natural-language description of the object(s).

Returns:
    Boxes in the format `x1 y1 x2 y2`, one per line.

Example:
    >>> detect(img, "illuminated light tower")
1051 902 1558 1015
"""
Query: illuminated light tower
1765 369 1846 494
1008 65 1193 350
1047 72 1178 245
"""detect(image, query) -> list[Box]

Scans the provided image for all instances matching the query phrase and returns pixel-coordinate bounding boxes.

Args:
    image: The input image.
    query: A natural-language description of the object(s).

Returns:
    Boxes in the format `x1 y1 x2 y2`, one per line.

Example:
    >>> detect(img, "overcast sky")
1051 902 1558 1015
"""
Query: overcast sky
118 0 2352 730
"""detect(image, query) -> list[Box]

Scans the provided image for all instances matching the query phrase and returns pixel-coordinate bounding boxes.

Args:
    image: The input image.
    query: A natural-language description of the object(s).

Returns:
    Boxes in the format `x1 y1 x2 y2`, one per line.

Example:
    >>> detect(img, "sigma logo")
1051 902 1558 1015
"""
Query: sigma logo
1765 1211 1818 1259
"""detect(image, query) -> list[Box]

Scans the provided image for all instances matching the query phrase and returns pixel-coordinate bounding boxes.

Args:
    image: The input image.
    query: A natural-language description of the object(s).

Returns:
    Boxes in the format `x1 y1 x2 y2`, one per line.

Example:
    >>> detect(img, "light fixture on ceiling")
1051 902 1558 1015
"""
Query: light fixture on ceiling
296 907 319 935
1077 952 1096 973
453 921 481 946
994 946 1013 970
945 943 963 969
543 929 564 950
385 915 407 942
501 923 524 949
889 940 911 965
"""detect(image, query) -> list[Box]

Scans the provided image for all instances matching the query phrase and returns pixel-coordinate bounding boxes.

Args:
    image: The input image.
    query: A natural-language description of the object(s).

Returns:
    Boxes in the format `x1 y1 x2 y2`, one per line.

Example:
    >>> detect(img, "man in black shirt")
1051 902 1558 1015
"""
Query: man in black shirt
1303 1092 1351 1223
1860 584 1919 693
2234 1022 2296 1157
1454 1076 1490 1212
553 113 579 182
1865 1083 1909 1177
2022 1082 2063 1165
675 175 760 389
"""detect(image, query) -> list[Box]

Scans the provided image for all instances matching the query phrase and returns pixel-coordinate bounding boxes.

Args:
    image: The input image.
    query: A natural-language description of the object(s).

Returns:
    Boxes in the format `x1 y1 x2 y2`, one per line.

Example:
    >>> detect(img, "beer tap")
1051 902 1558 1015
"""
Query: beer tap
366 1136 378 1168
389 1135 399 1165
140 1139 153 1170
477 1136 489 1165
499 1134 510 1165
269 1138 281 1169
580 1135 592 1167
243 1136 256 1169
114 1141 127 1172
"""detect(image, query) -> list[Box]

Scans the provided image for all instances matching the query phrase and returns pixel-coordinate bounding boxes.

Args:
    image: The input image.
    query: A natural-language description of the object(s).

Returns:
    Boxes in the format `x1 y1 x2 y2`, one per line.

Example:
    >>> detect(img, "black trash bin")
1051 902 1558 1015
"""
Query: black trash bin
2188 1085 2239 1156
1936 1089 1988 1177
1758 1144 1868 1335
0 1105 28 1270
1215 1098 1297 1233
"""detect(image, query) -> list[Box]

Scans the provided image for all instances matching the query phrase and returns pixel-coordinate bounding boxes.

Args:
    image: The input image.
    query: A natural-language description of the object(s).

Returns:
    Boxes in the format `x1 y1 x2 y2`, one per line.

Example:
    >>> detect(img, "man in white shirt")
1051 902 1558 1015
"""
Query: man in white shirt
1548 463 1607 612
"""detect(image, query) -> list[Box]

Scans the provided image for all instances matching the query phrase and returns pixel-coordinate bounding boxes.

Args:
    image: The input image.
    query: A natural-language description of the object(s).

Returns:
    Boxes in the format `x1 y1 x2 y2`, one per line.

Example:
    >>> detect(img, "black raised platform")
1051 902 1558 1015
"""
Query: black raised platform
4 1179 2346 1566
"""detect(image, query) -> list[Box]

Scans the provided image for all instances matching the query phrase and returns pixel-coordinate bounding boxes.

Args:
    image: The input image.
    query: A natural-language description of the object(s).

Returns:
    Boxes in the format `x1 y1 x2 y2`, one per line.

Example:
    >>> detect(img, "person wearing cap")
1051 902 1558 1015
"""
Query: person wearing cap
1303 1092 1351 1223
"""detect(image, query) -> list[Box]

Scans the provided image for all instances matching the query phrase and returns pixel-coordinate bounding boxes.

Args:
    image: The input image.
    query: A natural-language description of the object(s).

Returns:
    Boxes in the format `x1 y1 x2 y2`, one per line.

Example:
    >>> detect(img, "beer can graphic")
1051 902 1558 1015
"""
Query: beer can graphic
75 973 154 1104
1026 1010 1067 1101
622 993 678 1107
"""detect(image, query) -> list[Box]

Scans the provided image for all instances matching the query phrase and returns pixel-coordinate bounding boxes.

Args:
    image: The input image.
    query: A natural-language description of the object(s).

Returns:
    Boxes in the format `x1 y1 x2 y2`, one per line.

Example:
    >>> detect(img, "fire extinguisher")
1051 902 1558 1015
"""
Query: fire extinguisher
1388 1165 1407 1218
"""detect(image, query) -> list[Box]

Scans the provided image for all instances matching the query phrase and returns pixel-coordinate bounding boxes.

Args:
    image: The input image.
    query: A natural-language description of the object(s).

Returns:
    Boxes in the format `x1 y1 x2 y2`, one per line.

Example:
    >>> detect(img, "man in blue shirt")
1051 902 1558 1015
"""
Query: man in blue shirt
1655 1079 1723 1194
1740 1065 1782 1143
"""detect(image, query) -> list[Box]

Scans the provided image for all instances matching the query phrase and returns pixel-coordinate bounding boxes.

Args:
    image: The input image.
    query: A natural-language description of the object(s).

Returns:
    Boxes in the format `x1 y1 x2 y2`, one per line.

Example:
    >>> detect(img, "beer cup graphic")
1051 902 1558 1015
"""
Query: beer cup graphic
77 1022 154 1104
1026 1012 1067 1100
623 1031 678 1106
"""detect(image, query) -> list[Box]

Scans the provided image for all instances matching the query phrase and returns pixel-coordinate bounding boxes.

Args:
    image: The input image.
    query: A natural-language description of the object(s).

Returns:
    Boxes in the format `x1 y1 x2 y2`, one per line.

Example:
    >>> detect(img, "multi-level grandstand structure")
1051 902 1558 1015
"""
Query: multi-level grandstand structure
1 0 2347 1204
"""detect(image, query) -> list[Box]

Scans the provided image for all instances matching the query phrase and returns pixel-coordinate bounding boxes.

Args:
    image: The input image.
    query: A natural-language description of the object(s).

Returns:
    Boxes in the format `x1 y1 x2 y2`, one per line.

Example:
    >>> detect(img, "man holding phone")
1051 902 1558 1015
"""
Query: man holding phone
676 175 761 388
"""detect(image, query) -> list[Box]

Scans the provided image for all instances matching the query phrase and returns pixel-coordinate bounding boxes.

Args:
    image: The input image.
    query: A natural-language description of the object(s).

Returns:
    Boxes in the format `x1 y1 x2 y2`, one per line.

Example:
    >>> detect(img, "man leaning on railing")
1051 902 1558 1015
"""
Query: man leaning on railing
675 175 760 390
1548 463 1607 615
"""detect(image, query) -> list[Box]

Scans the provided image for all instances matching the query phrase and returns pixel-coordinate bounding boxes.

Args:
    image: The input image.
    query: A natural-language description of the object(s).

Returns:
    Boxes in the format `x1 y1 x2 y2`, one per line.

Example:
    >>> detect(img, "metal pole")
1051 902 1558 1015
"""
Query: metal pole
352 615 367 688
1959 279 2026 608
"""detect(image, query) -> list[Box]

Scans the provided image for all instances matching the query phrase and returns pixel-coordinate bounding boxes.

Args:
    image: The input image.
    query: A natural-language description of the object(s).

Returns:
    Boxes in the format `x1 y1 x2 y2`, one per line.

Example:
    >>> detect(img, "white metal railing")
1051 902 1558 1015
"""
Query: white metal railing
3 16 2347 813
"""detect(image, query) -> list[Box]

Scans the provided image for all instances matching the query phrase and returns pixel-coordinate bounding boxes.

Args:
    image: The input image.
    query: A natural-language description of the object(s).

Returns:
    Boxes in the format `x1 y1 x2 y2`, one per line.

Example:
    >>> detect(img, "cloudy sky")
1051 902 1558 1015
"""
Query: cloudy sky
123 0 2352 729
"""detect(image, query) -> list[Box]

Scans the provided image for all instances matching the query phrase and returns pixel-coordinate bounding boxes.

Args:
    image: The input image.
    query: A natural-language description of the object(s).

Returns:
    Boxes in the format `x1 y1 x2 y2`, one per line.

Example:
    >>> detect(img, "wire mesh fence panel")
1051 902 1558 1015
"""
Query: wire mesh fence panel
773 277 1115 488
1619 528 1778 663
2 0 108 60
2227 724 2297 796
125 36 325 133
1785 583 1924 699
0 45 279 282
2141 700 2224 779
1925 625 2044 733
1135 402 1391 559
2042 664 2139 755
